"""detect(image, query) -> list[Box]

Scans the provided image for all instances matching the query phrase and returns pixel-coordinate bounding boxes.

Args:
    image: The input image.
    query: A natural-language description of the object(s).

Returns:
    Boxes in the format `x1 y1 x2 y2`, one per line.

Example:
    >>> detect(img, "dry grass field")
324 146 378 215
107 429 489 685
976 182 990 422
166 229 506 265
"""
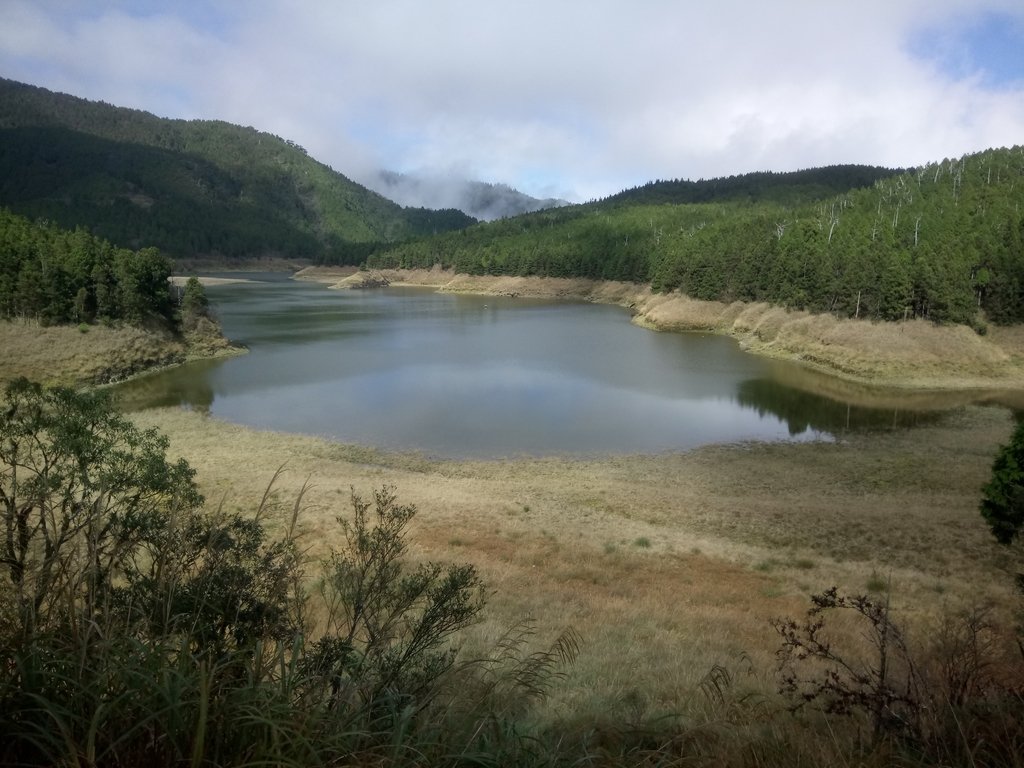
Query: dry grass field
1 302 241 387
0 319 187 386
130 401 1024 724
6 273 1023 758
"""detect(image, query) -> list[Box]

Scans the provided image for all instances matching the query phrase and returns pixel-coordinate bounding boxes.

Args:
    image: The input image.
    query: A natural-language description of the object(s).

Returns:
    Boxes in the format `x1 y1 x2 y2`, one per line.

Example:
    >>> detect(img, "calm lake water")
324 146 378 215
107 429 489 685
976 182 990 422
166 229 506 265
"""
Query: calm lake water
118 274 976 458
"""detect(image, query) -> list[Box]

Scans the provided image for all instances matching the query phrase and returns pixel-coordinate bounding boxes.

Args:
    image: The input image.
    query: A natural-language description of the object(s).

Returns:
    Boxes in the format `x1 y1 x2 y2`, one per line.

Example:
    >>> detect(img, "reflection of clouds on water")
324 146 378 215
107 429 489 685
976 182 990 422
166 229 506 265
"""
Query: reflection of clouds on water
120 277 975 458
214 362 827 458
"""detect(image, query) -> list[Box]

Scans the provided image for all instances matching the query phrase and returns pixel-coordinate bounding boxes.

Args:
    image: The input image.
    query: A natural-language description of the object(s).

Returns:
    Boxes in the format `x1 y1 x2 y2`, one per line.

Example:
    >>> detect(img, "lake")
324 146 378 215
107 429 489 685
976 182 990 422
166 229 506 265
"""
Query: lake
118 274 973 458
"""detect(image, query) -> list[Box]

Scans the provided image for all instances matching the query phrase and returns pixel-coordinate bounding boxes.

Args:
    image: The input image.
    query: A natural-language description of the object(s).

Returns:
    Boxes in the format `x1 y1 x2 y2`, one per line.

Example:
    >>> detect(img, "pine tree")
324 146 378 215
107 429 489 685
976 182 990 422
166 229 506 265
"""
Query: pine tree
980 419 1024 545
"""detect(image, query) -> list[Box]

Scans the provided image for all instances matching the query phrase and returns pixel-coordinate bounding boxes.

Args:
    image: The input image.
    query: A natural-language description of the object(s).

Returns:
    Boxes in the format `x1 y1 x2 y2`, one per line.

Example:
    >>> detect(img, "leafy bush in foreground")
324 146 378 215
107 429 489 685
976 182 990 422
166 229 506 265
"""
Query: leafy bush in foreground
5 376 1024 767
0 379 516 766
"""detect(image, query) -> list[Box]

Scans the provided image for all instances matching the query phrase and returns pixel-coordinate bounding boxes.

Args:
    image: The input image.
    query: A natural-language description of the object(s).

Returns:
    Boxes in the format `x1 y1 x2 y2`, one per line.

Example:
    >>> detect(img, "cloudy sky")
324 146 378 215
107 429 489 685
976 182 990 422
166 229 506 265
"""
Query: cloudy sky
2 0 1023 203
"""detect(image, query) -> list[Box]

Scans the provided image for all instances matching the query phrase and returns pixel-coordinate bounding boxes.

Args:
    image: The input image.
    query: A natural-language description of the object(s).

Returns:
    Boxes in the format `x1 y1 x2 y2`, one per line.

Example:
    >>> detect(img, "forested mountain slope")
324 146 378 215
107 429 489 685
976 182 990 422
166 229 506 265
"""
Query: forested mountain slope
602 165 901 207
0 78 475 260
369 148 1024 325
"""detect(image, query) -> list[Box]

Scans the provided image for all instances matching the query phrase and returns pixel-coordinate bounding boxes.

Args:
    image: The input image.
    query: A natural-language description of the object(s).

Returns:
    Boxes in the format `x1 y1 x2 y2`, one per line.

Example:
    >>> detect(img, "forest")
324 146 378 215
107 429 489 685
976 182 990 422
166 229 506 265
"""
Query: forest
0 207 175 328
2 77 1022 328
368 148 1024 325
0 78 475 260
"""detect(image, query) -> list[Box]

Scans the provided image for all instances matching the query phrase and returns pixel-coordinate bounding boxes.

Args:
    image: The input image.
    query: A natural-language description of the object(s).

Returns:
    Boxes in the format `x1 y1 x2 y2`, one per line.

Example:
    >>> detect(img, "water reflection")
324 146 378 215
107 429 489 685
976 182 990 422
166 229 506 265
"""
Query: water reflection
735 378 946 436
113 275 1012 457
115 358 221 413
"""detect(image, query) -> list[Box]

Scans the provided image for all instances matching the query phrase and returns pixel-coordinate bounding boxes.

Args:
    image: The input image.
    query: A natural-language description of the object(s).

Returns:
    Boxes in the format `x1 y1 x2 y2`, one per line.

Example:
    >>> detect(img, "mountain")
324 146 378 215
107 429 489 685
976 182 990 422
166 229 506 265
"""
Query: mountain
601 165 902 207
0 78 475 261
368 148 1024 325
364 170 569 221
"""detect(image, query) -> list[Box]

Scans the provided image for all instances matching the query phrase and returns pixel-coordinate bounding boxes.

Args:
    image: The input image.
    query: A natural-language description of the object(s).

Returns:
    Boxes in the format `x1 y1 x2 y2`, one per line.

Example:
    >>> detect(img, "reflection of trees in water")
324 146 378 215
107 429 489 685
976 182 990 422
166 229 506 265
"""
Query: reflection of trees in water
736 379 947 436
112 362 220 414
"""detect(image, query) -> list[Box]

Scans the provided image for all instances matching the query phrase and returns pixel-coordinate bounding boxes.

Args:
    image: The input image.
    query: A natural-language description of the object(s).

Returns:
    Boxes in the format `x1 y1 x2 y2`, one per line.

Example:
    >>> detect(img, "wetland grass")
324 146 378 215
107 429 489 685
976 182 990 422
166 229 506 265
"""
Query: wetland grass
129 403 1023 730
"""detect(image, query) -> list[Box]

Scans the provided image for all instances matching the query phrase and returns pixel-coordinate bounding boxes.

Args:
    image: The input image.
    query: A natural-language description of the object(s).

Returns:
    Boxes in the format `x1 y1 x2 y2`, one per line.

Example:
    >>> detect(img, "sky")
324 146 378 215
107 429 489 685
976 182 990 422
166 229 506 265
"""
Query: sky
1 0 1023 205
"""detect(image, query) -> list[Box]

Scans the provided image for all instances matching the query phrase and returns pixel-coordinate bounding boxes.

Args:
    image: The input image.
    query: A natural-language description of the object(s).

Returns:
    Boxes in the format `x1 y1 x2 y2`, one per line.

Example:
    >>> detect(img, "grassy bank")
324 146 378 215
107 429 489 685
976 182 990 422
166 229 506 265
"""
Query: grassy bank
0 319 189 386
0 315 243 387
8 267 1022 762
297 266 1024 391
131 403 1023 728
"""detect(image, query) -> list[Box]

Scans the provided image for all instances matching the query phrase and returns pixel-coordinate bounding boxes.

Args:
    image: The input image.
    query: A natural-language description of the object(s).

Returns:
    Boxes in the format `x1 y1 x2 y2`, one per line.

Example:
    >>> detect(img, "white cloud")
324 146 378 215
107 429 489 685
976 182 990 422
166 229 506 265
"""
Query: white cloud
1 0 1023 201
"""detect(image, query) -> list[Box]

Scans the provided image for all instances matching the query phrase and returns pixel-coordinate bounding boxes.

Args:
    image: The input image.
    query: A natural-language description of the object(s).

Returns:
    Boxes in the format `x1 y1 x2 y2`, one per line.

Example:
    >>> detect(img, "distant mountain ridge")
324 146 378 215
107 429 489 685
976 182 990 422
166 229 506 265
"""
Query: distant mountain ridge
0 78 475 260
601 165 903 207
4 76 1019 332
368 146 1024 325
365 170 569 221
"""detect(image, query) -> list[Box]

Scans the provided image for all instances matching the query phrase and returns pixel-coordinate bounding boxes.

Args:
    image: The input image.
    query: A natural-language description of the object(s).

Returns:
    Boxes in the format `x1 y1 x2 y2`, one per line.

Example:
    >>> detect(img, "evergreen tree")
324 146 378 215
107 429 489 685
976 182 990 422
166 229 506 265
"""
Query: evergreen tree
980 418 1024 546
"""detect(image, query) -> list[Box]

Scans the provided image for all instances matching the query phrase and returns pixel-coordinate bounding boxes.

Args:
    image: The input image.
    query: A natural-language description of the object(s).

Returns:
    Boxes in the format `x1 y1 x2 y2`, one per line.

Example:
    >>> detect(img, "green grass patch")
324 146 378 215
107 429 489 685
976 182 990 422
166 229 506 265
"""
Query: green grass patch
866 570 889 593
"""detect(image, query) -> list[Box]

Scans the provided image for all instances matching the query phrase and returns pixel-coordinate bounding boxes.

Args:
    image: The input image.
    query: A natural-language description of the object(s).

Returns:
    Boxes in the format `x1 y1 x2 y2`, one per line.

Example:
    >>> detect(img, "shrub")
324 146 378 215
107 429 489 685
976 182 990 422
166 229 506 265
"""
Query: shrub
980 418 1024 547
0 380 511 766
310 486 486 714
773 587 1024 764
0 377 203 640
773 587 921 746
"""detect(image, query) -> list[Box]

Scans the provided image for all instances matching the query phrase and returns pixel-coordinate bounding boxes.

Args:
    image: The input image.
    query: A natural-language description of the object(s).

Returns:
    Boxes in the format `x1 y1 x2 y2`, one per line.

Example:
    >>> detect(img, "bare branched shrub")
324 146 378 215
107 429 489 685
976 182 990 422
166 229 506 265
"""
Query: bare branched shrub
772 586 922 745
930 606 1001 706
774 586 1024 765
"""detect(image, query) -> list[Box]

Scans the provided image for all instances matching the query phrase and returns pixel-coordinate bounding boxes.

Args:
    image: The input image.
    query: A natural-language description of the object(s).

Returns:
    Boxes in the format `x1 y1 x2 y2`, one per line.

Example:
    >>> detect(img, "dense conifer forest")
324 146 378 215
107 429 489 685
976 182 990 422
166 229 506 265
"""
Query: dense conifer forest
0 79 475 260
2 77 1022 328
368 148 1024 325
0 207 174 327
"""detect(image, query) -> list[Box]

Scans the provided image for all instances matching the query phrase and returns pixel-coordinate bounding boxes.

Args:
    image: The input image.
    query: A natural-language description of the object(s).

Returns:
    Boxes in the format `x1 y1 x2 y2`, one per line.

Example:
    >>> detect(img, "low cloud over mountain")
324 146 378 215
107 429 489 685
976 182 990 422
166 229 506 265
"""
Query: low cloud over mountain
364 170 568 221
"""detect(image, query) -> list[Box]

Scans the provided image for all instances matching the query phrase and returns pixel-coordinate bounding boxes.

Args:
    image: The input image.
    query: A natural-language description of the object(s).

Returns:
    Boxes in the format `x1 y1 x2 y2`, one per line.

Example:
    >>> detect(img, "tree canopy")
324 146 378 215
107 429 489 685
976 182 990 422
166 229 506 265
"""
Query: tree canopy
0 78 476 261
0 207 174 327
369 147 1024 325
980 418 1024 546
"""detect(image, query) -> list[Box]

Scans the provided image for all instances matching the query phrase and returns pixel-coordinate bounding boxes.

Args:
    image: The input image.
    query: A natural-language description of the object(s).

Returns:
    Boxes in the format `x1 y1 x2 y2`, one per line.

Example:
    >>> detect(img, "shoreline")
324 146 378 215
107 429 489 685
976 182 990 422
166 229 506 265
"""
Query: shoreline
295 266 1024 393
129 401 1021 719
169 275 257 287
7 267 1019 718
0 317 246 389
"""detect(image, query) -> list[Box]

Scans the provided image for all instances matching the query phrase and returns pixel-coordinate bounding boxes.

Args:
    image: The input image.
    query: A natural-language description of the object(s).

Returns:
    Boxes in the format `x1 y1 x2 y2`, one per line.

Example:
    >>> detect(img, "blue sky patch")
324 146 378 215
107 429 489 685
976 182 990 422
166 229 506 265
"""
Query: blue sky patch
910 10 1024 87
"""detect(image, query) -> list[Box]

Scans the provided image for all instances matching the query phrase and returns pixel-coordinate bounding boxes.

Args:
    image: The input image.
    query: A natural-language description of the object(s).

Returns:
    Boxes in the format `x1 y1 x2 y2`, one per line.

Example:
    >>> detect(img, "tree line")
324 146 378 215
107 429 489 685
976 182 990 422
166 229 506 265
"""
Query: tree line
600 164 902 208
0 207 175 327
369 147 1024 326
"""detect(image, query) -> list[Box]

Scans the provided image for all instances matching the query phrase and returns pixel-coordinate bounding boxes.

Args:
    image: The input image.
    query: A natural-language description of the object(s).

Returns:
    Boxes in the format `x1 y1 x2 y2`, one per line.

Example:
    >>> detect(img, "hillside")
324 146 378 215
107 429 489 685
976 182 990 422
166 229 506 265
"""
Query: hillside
368 148 1024 325
0 78 475 261
601 165 901 207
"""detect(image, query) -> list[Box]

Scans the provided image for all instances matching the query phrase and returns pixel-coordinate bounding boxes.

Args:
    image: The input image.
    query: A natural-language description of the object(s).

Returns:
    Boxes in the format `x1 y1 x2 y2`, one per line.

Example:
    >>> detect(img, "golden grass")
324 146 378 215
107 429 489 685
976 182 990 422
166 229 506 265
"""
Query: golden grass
10 269 1023 724
130 403 1023 720
295 267 1024 391
0 319 186 386
0 318 244 388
